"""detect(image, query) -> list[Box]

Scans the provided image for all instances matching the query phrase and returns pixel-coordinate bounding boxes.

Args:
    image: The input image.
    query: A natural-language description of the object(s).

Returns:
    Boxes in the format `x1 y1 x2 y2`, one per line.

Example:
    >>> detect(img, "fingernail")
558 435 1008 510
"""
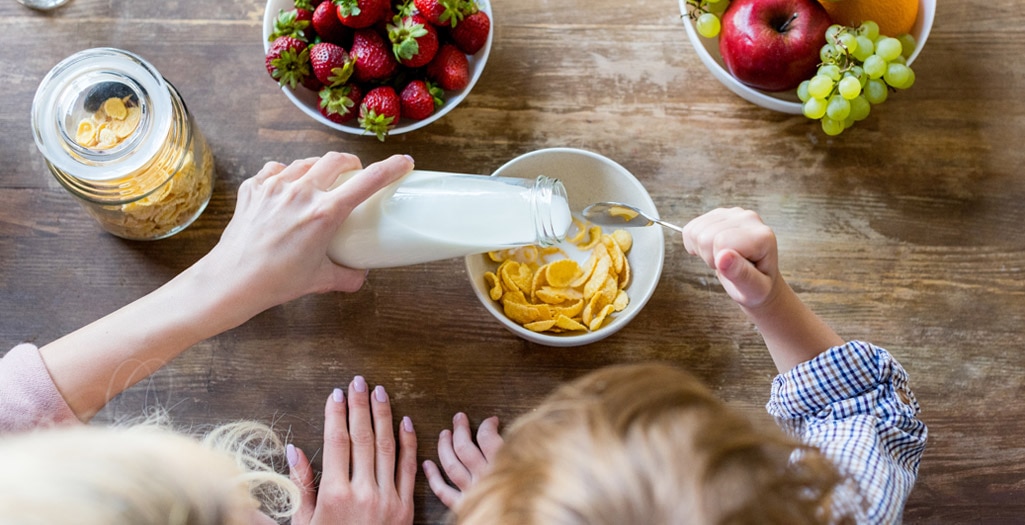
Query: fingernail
403 154 415 165
374 384 388 403
353 375 367 393
286 444 298 467
332 387 344 403
454 412 465 423
402 416 414 433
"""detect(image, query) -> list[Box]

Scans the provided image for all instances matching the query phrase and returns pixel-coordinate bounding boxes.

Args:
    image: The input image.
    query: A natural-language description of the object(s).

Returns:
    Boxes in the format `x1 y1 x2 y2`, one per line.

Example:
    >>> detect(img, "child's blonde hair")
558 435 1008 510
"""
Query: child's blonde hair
0 418 300 525
455 363 848 525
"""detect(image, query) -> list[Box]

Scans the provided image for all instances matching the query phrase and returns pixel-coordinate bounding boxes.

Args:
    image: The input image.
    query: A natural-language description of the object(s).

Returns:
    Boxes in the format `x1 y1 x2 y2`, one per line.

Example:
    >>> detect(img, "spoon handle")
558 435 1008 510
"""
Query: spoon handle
652 217 686 234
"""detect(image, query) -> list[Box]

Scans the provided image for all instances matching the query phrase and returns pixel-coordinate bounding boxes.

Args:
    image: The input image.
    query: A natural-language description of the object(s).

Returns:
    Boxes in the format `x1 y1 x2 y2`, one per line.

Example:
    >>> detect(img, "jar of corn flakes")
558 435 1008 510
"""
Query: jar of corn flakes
31 48 214 240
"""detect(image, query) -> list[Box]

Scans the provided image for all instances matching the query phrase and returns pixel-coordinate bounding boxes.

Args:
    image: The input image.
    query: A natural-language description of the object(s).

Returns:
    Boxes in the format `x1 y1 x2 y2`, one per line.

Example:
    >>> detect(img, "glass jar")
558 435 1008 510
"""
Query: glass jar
16 0 72 10
327 171 572 269
31 48 214 241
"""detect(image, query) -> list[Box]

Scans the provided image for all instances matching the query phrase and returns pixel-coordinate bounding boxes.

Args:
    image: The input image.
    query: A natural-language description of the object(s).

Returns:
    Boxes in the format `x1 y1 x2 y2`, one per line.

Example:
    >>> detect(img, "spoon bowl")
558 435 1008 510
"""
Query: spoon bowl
582 201 684 233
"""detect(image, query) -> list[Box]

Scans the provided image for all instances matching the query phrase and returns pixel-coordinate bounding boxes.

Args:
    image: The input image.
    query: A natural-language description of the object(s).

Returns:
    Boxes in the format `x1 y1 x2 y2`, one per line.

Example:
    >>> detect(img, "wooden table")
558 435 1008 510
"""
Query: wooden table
2 0 1023 522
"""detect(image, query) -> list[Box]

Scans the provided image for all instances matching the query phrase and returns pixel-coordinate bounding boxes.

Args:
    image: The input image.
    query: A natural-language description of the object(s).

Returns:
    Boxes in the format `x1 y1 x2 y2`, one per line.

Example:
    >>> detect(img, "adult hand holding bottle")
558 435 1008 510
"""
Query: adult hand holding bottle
36 152 415 421
205 152 416 318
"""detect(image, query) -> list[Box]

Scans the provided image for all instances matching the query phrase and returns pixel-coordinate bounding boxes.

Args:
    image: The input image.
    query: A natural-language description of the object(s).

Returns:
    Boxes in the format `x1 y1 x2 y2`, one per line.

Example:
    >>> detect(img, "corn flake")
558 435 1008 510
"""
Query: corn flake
608 205 639 221
545 259 581 288
483 221 634 335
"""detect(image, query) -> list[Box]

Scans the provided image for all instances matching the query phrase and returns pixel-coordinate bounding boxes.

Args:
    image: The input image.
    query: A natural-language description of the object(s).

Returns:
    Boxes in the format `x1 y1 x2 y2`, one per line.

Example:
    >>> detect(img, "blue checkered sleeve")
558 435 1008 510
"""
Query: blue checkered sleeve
766 340 928 524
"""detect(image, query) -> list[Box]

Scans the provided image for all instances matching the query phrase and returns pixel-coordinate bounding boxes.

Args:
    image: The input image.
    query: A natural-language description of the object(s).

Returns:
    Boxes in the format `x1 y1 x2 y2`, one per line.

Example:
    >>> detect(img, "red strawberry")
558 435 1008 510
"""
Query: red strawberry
426 44 469 91
393 0 418 18
312 0 350 45
268 9 313 42
335 0 390 29
399 79 443 120
359 85 401 141
294 0 325 10
388 14 439 68
309 42 354 86
319 83 363 123
303 76 324 92
266 36 313 90
350 29 399 83
413 0 465 27
450 9 490 54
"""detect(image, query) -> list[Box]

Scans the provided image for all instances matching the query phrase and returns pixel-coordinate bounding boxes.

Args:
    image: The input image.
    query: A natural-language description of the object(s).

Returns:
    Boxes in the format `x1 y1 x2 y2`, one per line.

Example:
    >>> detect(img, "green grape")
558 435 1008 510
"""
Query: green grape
818 64 842 81
838 76 862 99
864 55 887 79
901 67 916 89
696 12 721 38
852 36 875 61
826 24 844 44
849 65 868 87
884 63 911 88
875 37 903 62
859 21 880 41
820 43 837 63
821 118 845 136
803 97 828 120
849 95 871 121
704 0 729 15
898 34 917 58
838 33 858 53
864 78 888 104
808 75 834 99
844 117 856 129
826 94 851 121
797 80 811 102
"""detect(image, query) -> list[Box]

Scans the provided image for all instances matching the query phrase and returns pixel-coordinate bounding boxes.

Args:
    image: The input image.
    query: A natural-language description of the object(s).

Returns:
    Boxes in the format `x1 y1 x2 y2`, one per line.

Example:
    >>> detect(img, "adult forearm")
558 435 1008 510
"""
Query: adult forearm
37 260 257 421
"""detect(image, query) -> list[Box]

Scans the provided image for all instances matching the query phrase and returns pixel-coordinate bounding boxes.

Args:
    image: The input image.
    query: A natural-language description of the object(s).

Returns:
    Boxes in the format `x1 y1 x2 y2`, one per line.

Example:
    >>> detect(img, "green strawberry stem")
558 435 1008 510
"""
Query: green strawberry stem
360 110 395 141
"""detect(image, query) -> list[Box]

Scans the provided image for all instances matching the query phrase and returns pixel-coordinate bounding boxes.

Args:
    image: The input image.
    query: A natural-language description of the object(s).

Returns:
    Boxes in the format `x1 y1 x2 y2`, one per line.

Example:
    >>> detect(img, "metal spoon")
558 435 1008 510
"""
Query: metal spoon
581 201 685 234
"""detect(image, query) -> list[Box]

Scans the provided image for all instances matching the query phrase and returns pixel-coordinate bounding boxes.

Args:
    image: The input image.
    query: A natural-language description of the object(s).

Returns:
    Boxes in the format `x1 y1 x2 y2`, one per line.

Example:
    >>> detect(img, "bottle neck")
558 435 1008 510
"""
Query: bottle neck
530 175 570 246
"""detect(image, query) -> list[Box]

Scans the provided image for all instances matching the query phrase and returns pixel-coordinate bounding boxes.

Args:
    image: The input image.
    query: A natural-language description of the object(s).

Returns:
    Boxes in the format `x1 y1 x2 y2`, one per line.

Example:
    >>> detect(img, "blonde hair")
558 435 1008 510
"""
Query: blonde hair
0 418 300 525
455 363 848 525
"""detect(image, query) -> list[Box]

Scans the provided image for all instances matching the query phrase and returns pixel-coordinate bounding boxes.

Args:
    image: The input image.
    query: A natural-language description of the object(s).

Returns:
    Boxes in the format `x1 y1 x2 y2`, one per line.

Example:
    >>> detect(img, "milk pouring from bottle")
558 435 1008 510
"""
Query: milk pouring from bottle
328 170 572 269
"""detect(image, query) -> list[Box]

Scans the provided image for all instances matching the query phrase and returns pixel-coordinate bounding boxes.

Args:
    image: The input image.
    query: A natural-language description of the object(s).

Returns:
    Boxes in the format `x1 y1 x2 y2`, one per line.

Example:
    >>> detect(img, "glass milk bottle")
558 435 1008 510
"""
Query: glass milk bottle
31 48 214 241
328 171 572 269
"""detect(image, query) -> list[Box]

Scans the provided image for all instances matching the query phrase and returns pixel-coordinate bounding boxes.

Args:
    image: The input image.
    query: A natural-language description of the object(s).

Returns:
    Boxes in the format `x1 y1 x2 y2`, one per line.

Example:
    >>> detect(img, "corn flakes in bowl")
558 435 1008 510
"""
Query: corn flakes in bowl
465 148 665 347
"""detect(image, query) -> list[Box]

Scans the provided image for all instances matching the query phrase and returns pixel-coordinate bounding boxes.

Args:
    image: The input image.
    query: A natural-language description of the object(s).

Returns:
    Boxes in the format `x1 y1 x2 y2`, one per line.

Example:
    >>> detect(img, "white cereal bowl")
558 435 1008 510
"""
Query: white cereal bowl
678 0 935 114
262 0 493 135
465 148 666 347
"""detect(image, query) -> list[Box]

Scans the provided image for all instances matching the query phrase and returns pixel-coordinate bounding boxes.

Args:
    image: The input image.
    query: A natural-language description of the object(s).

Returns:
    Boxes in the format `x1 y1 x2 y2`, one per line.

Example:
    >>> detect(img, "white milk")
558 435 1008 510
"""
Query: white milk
328 170 572 269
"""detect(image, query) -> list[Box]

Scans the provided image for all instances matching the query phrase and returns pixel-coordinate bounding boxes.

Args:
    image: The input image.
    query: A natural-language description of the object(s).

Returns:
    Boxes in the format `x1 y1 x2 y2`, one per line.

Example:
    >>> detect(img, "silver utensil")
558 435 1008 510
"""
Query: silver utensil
581 201 684 234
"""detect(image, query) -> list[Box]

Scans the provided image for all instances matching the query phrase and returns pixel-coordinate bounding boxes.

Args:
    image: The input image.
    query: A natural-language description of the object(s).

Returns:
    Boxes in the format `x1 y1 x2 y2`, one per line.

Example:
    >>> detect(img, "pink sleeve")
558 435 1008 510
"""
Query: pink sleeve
0 343 80 433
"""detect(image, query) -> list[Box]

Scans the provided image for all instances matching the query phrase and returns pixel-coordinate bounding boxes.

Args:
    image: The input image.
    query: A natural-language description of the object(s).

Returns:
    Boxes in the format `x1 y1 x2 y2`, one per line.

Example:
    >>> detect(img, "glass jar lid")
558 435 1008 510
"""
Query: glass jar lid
31 48 172 182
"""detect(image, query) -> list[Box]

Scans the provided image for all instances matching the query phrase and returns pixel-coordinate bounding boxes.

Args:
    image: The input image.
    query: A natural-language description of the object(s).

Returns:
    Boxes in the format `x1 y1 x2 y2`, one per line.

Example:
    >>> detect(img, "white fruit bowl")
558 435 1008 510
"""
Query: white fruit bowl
465 148 665 347
678 0 935 114
262 0 493 136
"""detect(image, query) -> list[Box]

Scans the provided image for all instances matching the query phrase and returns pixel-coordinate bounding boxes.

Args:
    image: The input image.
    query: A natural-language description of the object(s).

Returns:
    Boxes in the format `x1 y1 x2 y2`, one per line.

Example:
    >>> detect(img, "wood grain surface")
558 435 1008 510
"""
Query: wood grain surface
2 0 1024 522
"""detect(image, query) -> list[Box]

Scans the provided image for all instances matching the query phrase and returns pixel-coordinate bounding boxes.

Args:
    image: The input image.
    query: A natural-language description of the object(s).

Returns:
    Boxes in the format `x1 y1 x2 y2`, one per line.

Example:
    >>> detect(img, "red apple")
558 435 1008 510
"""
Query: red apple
718 0 831 92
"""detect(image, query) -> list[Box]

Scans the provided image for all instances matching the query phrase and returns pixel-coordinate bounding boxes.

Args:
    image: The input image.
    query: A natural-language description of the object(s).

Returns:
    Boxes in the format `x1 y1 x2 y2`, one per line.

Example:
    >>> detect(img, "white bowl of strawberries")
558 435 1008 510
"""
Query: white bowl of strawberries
263 0 493 140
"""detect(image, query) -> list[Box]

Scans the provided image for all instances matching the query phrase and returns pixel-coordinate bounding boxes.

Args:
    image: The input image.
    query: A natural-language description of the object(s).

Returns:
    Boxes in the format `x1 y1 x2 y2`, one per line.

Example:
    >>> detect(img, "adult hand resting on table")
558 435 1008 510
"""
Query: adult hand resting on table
290 376 418 525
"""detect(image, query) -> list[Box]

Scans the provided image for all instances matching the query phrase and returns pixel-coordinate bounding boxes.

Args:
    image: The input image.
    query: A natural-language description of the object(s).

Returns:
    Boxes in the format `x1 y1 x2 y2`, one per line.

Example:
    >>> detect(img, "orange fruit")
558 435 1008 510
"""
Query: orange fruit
817 0 919 37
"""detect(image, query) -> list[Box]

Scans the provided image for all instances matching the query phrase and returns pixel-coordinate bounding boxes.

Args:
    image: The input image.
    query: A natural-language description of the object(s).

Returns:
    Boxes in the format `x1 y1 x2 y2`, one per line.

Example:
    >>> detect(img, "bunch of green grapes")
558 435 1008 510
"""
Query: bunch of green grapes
798 21 917 136
687 0 730 38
